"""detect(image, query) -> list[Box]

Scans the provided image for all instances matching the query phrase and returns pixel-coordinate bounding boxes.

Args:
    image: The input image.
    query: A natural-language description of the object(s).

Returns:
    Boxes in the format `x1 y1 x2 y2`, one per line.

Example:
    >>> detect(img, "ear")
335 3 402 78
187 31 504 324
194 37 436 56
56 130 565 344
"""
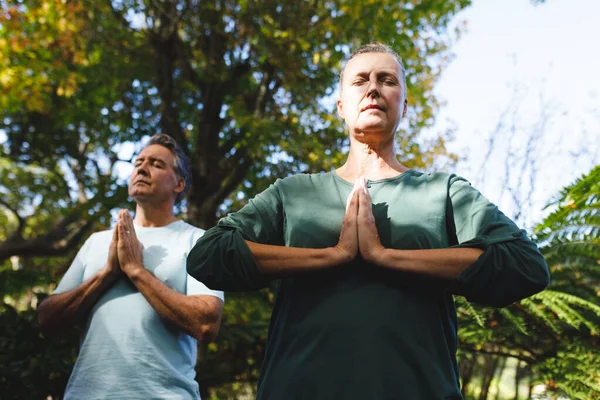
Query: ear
336 98 345 119
402 97 408 118
174 177 185 195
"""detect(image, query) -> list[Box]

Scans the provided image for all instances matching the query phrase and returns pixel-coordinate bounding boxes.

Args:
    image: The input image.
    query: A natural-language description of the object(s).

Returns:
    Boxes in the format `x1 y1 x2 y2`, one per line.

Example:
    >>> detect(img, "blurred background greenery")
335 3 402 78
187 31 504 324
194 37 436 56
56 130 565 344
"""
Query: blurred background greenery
0 0 598 399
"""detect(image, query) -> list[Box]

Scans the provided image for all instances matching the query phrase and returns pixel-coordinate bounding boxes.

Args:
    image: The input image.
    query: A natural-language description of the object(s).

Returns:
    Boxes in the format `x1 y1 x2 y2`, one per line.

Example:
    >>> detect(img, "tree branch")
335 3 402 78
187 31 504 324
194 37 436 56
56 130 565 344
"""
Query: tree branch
458 345 538 364
0 212 93 262
215 152 252 203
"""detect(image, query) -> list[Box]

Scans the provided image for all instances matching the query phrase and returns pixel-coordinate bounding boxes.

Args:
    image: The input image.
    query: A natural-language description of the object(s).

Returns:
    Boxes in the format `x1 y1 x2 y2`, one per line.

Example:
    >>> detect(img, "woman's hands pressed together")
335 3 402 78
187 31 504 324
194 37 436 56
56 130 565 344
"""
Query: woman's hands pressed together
335 177 385 265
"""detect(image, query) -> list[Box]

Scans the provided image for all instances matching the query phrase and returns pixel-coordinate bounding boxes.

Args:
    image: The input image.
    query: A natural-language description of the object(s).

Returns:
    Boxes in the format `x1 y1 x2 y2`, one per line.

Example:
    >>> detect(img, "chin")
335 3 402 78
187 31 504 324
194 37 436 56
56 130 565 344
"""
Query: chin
355 125 388 135
355 119 387 131
129 190 151 200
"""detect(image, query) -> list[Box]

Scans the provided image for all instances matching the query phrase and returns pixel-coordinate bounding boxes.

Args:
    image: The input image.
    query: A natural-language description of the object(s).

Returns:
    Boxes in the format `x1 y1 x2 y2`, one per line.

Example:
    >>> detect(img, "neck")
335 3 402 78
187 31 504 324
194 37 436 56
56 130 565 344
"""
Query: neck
337 136 408 182
133 201 178 227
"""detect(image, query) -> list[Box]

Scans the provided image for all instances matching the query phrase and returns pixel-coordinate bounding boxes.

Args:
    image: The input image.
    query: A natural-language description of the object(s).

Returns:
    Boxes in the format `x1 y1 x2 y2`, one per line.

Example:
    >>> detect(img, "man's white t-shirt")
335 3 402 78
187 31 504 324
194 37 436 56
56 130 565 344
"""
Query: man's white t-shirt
54 220 224 400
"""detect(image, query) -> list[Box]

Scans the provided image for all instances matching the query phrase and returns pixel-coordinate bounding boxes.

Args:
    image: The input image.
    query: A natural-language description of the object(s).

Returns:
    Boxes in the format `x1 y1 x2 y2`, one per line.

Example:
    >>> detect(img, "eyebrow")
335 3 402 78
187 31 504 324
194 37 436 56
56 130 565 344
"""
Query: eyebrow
351 71 399 79
134 156 167 165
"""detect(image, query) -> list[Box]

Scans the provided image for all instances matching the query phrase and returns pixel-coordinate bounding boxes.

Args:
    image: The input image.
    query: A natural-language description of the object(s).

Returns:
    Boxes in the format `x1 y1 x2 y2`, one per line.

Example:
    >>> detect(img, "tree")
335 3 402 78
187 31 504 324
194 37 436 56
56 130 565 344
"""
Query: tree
1 0 469 397
0 0 466 262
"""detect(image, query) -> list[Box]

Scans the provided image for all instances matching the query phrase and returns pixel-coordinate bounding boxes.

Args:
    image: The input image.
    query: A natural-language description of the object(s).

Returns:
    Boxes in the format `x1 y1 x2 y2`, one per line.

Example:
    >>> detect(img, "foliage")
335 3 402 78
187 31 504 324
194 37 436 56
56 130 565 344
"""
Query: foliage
0 0 470 398
0 302 79 400
456 165 600 399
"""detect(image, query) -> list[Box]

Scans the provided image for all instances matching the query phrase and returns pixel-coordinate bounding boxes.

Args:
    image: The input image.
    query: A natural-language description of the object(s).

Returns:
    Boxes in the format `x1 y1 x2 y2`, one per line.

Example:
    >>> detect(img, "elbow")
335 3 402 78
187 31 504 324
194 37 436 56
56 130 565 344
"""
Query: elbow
523 261 551 298
515 255 551 299
37 300 56 337
533 265 551 292
194 308 223 343
487 263 551 308
196 321 220 343
459 266 551 309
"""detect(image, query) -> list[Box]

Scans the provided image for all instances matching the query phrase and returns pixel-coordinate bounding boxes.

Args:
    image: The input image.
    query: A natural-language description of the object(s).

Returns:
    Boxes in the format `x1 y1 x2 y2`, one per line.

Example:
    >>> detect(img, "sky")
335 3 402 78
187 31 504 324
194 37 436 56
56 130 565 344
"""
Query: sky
433 0 600 226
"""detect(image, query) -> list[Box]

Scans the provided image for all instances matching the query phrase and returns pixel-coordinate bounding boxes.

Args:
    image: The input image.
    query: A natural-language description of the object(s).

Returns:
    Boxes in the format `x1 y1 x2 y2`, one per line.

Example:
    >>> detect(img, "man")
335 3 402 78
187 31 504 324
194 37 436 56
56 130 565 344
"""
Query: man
38 134 224 400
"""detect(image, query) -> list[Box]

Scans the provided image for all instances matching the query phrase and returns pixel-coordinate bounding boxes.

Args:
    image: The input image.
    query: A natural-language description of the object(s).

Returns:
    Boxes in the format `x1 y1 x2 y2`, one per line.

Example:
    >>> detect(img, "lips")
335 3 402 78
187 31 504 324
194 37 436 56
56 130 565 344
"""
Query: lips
133 180 150 186
362 104 385 112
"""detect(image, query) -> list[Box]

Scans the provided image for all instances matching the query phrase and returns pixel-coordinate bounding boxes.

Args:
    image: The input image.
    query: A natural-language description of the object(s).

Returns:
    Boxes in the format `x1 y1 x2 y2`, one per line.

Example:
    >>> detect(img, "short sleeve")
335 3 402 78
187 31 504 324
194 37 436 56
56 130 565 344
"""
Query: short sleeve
53 234 94 294
185 274 225 300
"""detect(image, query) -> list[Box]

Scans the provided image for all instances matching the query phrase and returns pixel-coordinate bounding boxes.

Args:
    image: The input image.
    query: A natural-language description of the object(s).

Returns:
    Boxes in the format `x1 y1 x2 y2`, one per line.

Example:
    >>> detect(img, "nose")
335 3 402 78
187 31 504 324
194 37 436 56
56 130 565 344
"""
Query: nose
366 79 380 98
135 162 149 176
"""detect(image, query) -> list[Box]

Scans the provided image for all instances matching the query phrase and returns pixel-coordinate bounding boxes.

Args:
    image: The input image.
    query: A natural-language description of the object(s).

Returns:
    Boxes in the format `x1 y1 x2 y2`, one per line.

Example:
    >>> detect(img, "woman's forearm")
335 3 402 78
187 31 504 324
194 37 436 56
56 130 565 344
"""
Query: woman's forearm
373 247 484 279
246 241 351 276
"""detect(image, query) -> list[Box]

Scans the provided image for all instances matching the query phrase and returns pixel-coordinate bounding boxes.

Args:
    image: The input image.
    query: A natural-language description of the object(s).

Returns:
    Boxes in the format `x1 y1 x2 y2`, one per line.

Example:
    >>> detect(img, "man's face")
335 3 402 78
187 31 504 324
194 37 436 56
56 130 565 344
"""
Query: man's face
128 144 184 205
337 52 407 138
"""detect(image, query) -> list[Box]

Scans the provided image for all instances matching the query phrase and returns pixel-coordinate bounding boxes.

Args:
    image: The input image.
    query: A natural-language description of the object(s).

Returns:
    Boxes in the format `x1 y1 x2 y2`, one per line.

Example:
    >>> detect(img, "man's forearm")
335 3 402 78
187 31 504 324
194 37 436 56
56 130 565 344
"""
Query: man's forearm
374 247 484 279
125 265 223 342
245 241 351 276
38 265 120 336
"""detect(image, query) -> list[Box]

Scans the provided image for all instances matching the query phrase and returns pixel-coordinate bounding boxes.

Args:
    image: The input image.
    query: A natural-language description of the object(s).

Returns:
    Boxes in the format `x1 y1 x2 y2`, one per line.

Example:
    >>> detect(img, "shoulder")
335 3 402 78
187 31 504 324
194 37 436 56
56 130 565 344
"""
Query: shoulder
73 229 112 260
274 171 332 190
173 221 205 242
85 229 113 245
409 171 478 189
403 170 458 187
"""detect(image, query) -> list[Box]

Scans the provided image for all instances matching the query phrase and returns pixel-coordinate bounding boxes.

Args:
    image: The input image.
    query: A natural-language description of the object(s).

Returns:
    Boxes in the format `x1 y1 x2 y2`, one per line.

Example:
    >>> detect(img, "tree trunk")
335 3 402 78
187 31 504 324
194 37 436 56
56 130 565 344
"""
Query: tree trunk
493 356 508 400
460 353 477 397
186 188 220 229
479 354 500 400
513 360 522 400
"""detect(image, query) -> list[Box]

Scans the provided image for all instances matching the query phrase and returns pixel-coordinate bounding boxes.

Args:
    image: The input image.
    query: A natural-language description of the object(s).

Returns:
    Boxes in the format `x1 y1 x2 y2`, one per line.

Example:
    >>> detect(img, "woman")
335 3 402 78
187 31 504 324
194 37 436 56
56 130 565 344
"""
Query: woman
187 44 550 399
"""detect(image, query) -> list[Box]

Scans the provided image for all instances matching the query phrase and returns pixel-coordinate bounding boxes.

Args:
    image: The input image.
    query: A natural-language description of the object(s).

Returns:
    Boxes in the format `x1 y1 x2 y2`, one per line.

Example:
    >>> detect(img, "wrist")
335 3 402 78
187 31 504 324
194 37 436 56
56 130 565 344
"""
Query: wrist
102 264 121 280
366 246 388 266
122 262 145 279
330 245 354 265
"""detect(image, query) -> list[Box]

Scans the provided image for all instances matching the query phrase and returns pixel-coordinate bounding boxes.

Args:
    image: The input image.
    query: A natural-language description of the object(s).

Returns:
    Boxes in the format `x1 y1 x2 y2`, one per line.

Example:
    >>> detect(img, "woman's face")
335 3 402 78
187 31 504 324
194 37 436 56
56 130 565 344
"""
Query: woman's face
337 52 407 140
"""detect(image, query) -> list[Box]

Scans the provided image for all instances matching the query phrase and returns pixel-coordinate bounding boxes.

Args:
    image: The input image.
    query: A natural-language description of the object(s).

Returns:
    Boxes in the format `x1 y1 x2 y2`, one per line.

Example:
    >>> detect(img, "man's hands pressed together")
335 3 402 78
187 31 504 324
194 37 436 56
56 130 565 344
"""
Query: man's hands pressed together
116 209 145 277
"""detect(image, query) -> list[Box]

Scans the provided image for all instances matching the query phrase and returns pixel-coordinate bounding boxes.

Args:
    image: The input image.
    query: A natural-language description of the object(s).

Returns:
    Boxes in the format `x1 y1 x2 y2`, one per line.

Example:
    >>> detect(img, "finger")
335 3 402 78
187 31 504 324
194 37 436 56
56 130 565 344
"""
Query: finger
359 176 367 195
118 218 124 235
119 218 130 239
345 183 359 212
347 187 359 217
125 212 136 235
357 188 373 220
345 187 353 212
118 210 127 229
361 177 371 200
113 222 119 241
118 211 130 234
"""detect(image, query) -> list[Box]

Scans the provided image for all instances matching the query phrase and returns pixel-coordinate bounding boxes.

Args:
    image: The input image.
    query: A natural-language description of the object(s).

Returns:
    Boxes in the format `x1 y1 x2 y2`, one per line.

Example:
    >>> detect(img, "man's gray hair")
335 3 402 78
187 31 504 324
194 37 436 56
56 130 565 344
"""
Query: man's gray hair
339 43 407 94
146 134 191 204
